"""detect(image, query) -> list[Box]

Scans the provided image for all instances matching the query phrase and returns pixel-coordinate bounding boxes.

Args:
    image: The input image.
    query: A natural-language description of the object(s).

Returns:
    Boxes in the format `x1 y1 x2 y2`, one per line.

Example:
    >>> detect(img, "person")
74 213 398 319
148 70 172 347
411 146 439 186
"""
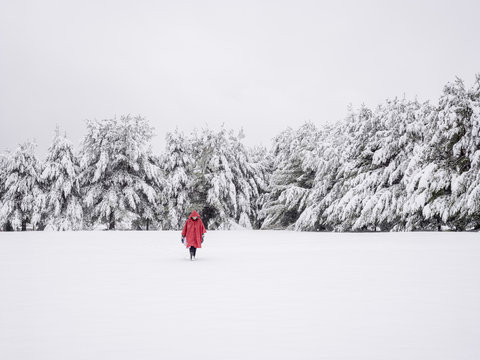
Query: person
181 210 207 260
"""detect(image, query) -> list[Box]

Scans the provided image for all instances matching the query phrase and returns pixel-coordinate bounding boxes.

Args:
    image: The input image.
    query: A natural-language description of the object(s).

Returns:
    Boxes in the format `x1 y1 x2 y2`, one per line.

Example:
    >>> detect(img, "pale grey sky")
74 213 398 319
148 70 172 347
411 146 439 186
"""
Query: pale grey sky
0 0 479 158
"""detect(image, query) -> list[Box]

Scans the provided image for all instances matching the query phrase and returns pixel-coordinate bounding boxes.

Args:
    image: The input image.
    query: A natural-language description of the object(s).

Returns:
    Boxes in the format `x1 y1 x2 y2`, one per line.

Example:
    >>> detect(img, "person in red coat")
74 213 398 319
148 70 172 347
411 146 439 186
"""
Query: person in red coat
181 210 207 260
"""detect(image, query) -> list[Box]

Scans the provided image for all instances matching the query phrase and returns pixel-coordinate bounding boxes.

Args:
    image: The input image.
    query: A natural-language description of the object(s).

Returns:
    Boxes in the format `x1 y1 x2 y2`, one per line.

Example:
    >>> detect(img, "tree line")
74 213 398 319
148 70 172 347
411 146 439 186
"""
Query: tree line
1 75 479 231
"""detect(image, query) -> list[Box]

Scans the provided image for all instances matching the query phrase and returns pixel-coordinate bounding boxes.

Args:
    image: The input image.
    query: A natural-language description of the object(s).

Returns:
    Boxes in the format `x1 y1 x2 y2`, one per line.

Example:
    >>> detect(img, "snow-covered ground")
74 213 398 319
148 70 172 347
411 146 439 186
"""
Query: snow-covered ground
0 230 479 360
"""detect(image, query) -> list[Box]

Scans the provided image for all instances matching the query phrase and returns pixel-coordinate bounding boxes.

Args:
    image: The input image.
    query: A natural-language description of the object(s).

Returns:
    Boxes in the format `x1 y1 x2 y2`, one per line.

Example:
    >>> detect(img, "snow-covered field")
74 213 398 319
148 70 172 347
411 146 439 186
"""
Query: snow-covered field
0 231 479 360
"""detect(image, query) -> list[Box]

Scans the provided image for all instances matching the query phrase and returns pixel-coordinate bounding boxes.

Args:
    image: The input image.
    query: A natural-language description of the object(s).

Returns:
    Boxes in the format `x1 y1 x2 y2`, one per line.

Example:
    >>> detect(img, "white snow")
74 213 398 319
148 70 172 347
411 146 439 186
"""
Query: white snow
0 230 479 360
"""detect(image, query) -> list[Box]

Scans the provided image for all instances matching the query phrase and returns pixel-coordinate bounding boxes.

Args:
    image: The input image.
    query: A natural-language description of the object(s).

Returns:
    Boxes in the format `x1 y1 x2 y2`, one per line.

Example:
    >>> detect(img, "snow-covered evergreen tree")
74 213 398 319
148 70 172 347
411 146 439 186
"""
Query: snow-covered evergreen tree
432 75 480 230
0 141 45 230
79 115 163 230
293 121 345 231
226 128 269 228
41 127 83 230
347 98 423 231
160 128 195 230
403 78 473 230
315 105 379 231
190 125 266 229
260 122 320 229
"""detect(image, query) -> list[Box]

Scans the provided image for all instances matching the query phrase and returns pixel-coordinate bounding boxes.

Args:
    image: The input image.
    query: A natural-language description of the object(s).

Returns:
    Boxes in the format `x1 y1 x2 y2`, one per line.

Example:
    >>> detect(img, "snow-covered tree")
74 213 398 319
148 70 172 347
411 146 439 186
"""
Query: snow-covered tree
313 105 379 231
403 78 474 230
342 98 423 231
292 121 345 231
41 128 83 230
159 128 195 230
190 125 266 229
225 128 269 228
79 115 163 230
431 75 480 230
0 141 45 230
260 121 320 229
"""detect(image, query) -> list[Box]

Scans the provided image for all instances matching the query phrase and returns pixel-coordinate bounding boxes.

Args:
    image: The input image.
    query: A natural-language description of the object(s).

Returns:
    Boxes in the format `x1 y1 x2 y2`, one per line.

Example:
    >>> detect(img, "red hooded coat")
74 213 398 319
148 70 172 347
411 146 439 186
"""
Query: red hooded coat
181 210 207 248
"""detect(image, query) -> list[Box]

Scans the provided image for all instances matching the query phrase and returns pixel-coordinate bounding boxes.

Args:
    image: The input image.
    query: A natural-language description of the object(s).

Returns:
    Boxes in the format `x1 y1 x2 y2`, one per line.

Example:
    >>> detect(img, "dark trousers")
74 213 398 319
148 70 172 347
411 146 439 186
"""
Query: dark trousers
189 246 197 257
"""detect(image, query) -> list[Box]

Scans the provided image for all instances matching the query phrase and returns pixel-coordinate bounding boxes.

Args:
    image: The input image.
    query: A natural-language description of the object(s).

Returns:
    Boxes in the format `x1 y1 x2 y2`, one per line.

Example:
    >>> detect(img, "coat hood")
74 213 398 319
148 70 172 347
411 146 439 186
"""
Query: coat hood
189 210 201 219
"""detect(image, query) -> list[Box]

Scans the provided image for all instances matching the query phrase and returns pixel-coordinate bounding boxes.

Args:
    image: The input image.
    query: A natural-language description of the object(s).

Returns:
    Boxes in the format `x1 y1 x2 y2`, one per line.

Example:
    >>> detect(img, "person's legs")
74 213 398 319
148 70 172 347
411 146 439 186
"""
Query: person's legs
189 246 194 260
192 247 197 257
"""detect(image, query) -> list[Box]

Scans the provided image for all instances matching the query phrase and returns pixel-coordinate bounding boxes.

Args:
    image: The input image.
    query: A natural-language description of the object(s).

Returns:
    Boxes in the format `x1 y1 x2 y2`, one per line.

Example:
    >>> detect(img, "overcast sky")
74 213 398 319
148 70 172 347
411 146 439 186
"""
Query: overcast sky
1 0 479 157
